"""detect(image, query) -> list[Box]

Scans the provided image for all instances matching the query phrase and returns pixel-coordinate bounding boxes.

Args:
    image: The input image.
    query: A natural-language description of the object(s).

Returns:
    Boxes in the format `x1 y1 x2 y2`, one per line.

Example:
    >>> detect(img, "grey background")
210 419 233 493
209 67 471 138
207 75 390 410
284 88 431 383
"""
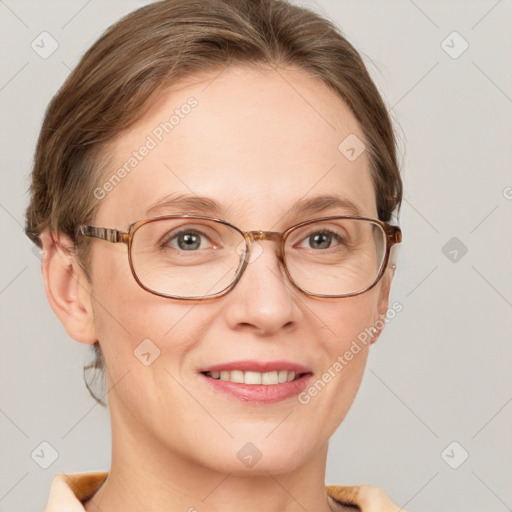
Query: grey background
1 1 511 511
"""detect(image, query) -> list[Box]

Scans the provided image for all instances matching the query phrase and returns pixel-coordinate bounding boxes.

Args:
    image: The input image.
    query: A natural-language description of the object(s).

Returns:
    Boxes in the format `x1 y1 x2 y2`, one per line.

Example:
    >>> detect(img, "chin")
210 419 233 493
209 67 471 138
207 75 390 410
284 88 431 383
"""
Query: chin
194 436 315 476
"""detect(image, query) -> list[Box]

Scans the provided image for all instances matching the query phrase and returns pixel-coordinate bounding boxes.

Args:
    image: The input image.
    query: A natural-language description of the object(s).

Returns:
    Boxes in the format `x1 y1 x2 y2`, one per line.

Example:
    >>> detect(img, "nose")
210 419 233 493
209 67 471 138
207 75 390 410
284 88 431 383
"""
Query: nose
221 239 299 336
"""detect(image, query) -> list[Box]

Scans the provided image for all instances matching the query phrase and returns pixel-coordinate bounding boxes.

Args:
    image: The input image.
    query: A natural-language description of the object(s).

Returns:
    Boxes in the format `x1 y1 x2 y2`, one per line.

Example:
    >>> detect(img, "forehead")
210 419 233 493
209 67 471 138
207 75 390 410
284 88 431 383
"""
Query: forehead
96 65 377 229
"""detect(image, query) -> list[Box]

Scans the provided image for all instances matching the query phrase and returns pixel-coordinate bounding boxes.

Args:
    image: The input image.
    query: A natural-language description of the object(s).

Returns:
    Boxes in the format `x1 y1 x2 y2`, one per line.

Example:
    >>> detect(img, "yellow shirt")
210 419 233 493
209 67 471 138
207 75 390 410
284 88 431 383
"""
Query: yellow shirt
44 472 404 511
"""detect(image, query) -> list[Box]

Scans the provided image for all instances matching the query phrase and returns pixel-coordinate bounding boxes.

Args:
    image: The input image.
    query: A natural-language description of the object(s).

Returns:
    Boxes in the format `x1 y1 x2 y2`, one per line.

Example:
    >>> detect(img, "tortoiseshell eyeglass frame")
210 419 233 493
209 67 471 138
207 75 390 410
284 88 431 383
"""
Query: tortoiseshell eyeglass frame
78 214 402 301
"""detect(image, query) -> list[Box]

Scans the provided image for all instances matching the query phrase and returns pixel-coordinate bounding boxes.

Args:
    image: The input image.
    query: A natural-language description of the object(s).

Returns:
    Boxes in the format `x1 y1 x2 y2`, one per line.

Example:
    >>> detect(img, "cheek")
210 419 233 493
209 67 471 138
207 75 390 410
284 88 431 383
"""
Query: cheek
88 246 218 392
88 247 187 369
88 258 204 426
315 287 380 350
299 290 380 431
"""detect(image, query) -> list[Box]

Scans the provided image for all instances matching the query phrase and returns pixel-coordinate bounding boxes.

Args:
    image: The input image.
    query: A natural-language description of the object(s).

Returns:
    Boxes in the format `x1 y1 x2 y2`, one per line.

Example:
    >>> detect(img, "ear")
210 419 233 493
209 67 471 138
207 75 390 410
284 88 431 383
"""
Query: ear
40 230 97 345
369 264 396 345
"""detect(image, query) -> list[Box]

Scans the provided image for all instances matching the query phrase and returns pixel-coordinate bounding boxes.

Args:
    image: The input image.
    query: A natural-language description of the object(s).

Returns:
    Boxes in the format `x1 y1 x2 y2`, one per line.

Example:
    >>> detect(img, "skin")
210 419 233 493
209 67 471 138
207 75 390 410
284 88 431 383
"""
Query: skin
41 64 397 512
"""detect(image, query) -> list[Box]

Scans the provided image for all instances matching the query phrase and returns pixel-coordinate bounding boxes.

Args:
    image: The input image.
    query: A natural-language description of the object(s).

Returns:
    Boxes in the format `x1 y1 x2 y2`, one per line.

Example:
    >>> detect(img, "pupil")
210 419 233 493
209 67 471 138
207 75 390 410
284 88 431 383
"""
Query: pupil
310 232 331 249
178 233 200 250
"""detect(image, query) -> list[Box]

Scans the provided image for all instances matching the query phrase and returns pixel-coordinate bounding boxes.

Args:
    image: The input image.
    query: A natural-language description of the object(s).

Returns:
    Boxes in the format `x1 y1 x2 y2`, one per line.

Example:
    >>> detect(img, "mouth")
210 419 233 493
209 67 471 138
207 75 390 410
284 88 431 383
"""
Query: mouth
199 361 313 402
201 369 304 385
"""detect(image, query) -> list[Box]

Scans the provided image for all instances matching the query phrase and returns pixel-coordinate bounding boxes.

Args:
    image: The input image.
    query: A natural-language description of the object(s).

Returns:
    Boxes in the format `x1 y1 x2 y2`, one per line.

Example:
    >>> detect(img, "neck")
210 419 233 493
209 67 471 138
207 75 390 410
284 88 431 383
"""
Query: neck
83 400 338 512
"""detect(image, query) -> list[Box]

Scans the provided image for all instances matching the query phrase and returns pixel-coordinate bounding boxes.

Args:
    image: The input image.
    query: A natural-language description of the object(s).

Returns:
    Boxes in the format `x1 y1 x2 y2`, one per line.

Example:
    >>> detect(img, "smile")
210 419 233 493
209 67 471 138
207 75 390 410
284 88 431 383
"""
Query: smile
202 370 301 385
199 360 313 402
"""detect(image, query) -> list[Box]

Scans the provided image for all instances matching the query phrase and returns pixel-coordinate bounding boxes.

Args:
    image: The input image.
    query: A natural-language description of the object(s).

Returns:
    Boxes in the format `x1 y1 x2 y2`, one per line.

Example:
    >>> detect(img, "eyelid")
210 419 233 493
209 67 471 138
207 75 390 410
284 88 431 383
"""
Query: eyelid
289 219 350 235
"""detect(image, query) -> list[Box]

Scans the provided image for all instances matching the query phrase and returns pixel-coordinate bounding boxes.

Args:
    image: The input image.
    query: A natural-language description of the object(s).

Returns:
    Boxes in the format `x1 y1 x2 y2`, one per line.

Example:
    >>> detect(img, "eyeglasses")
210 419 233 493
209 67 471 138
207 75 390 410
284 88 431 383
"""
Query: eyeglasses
78 215 401 301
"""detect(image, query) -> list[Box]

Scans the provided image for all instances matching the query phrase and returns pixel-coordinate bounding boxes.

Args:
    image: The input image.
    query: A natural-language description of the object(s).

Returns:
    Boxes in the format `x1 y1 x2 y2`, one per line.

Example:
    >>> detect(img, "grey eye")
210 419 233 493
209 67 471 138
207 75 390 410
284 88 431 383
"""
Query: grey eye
166 229 211 251
307 232 332 249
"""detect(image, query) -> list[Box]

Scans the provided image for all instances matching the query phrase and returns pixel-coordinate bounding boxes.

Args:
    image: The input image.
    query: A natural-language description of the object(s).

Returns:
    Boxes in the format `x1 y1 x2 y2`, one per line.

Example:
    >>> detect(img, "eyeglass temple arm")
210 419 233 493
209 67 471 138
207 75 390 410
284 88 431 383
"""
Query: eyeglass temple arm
79 225 129 244
386 224 402 245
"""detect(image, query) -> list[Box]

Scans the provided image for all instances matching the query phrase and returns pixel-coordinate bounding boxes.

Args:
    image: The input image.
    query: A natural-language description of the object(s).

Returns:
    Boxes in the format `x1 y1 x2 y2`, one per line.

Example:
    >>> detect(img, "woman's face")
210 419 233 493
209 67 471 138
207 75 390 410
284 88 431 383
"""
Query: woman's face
84 65 393 474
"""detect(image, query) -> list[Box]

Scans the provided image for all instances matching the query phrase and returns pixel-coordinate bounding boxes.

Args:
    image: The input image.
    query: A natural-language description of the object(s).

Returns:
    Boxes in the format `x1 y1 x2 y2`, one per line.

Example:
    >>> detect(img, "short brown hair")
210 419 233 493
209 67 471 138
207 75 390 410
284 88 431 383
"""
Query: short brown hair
25 0 402 403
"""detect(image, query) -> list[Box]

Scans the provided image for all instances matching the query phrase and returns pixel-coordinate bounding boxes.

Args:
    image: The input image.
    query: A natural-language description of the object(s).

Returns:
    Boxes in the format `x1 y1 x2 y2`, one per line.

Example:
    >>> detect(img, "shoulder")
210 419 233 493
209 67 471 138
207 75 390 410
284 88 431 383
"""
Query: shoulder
326 484 405 512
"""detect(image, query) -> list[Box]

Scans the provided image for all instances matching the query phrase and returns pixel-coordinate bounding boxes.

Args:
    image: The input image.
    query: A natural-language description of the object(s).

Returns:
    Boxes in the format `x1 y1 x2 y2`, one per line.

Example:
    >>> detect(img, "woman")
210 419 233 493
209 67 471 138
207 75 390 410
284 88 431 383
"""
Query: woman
25 0 404 510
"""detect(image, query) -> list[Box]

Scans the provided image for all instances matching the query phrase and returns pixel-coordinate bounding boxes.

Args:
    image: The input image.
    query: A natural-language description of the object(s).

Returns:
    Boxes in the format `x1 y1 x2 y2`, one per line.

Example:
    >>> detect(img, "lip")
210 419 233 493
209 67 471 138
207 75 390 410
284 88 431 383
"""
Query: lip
198 360 313 403
199 360 311 373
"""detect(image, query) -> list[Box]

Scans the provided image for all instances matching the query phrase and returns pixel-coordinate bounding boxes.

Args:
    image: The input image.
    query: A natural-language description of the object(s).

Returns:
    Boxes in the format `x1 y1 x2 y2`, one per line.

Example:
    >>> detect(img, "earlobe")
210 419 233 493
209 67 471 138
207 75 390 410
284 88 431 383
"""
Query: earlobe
40 230 97 345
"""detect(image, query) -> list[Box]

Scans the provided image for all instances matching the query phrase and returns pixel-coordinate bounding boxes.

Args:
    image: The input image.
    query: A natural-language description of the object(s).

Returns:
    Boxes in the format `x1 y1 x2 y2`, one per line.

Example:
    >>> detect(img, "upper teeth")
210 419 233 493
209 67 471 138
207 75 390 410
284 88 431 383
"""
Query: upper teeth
206 370 297 385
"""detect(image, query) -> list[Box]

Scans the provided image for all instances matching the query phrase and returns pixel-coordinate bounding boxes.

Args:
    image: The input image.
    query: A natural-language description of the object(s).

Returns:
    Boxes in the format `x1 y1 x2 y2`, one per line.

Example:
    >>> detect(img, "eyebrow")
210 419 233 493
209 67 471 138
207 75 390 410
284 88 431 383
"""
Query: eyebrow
145 194 224 217
284 195 363 218
145 193 363 219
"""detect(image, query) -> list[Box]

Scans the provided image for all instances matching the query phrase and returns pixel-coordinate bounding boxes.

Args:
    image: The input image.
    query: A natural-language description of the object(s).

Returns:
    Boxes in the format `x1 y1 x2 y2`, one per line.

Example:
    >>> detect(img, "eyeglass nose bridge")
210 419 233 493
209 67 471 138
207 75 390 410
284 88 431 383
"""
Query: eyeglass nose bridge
240 230 287 266
245 230 283 243
245 230 286 256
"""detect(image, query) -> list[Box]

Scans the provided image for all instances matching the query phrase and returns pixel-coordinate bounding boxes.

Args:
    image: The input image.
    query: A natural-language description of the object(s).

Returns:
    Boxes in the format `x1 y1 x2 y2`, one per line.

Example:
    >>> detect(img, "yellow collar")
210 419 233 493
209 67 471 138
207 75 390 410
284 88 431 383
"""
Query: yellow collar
44 472 402 511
